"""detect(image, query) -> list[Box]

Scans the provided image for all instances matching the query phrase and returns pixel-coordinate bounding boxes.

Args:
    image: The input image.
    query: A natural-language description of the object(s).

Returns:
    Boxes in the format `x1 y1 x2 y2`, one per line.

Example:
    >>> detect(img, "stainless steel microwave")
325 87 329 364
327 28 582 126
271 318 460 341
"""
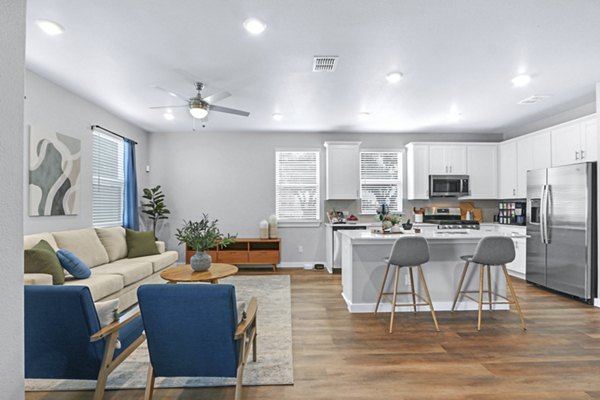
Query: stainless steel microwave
429 175 470 197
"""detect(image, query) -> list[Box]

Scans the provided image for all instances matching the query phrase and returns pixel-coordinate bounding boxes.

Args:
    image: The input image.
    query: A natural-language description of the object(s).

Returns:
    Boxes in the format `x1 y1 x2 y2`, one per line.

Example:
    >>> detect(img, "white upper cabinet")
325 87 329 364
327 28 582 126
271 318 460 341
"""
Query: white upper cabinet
406 143 430 200
498 141 518 199
466 144 497 199
551 116 598 167
516 132 551 198
324 141 361 200
429 144 467 174
582 118 598 162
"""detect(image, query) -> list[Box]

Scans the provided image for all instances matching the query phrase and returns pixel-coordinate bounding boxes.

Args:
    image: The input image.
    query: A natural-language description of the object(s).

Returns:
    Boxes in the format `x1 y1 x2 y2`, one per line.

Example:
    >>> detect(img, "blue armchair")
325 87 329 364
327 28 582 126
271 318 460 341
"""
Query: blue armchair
137 284 258 400
25 285 145 400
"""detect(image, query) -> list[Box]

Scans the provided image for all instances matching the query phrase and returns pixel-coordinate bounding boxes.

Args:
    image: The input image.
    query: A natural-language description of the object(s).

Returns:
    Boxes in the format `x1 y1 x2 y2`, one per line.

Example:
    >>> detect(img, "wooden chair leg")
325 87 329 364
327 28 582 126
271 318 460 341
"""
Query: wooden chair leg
451 260 469 312
477 264 484 331
408 267 417 314
235 363 244 400
417 265 440 332
374 263 391 314
93 331 119 400
144 364 156 400
486 265 493 314
502 264 527 331
252 321 258 362
389 265 400 333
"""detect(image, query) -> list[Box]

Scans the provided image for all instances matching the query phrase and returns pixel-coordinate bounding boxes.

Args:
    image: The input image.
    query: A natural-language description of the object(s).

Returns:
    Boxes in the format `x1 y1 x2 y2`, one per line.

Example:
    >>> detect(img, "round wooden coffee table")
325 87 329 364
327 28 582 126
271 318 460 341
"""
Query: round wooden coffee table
160 263 238 284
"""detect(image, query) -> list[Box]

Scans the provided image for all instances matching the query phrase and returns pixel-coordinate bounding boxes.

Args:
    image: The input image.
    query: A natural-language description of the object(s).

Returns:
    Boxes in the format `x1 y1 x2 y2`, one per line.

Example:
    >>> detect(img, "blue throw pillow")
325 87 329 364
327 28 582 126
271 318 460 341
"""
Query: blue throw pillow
56 249 92 279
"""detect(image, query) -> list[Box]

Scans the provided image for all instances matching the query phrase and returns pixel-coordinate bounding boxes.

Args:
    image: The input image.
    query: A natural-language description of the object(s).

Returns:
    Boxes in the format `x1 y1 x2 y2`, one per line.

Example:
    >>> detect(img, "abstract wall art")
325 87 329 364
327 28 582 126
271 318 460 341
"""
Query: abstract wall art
29 126 81 216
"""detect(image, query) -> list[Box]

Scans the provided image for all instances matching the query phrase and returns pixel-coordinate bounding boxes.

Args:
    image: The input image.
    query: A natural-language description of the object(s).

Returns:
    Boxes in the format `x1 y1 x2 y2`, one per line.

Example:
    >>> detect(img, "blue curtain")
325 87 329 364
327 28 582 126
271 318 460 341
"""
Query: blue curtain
123 139 139 230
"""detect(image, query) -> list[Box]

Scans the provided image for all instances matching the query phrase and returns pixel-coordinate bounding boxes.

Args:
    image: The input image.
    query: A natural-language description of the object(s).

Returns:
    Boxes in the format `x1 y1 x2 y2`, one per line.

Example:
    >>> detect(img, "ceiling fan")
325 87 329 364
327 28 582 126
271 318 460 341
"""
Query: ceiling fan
150 82 250 120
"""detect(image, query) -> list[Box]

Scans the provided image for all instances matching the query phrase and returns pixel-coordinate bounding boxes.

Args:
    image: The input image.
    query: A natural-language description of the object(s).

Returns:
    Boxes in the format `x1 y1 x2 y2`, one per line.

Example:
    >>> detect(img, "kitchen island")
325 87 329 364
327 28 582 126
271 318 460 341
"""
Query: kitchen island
340 229 526 313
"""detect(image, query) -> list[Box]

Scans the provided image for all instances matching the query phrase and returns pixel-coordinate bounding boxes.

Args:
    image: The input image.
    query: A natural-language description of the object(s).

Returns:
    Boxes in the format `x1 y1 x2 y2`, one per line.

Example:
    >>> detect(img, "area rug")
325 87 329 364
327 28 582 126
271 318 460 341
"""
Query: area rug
25 275 294 391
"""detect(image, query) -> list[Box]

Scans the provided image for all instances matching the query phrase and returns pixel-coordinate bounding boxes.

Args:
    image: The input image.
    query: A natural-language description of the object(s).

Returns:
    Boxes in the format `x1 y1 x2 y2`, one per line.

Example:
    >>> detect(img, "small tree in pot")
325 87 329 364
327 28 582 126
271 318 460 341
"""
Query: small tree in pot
175 215 237 271
141 185 170 239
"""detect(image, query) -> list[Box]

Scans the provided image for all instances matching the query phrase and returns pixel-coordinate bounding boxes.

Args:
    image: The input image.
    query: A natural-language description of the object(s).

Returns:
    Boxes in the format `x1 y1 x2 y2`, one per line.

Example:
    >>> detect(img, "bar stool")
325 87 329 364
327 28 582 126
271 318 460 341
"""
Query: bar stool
374 236 439 333
451 236 526 331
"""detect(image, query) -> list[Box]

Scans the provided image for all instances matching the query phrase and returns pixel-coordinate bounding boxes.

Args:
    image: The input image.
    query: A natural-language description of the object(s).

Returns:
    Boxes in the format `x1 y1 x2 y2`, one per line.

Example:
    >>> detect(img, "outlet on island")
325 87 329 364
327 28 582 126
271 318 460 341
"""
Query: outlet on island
298 245 303 254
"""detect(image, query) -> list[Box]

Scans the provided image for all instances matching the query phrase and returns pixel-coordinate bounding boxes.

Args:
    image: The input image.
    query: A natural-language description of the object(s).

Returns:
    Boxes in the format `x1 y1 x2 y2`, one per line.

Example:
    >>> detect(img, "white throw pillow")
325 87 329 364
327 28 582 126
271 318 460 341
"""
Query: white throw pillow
94 298 121 349
53 228 110 267
96 227 128 262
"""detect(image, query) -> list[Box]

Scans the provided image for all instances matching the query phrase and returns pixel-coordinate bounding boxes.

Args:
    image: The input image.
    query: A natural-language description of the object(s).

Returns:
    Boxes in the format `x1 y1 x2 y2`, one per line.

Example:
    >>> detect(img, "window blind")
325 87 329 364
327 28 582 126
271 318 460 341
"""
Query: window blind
276 151 320 221
360 151 402 214
92 129 125 227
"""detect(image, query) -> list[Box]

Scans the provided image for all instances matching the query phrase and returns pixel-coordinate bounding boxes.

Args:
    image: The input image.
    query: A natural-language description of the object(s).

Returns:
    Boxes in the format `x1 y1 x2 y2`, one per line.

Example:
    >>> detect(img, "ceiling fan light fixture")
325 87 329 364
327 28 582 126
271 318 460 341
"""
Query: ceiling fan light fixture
190 106 208 119
243 18 267 35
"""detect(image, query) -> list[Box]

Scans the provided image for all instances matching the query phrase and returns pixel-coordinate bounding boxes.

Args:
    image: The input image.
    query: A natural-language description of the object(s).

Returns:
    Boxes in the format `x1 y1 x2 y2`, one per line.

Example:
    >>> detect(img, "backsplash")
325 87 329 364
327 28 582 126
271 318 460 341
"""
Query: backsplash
324 199 499 223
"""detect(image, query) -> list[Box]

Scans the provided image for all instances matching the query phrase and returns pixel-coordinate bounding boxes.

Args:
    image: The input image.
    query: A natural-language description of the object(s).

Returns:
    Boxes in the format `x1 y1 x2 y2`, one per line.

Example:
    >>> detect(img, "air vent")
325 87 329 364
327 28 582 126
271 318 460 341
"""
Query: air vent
518 95 550 105
313 56 338 72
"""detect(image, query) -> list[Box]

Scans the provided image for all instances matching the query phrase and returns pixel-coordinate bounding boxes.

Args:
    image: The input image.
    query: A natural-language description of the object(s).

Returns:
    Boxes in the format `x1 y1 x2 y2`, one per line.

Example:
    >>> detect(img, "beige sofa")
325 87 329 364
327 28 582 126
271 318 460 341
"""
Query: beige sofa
24 227 178 311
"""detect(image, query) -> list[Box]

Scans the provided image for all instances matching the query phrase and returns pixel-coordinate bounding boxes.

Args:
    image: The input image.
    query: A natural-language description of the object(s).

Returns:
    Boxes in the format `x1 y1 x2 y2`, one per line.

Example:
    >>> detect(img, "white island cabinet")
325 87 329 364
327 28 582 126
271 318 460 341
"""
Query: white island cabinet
339 230 524 313
324 141 361 200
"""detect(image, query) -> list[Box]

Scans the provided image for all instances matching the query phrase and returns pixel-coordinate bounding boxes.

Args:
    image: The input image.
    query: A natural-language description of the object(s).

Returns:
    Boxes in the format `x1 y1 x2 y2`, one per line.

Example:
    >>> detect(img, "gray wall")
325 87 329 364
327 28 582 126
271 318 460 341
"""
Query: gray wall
0 0 25 397
148 130 502 264
23 71 151 234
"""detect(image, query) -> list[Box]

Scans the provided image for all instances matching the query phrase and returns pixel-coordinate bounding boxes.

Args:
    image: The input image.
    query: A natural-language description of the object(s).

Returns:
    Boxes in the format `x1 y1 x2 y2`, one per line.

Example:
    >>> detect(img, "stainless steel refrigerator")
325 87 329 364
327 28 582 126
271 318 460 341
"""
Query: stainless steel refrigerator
526 162 597 302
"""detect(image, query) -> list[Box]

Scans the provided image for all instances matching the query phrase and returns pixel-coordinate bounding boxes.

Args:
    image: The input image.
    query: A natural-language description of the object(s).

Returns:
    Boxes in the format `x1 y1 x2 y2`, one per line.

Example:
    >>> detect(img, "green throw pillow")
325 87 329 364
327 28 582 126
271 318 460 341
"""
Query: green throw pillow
126 229 159 258
24 240 65 285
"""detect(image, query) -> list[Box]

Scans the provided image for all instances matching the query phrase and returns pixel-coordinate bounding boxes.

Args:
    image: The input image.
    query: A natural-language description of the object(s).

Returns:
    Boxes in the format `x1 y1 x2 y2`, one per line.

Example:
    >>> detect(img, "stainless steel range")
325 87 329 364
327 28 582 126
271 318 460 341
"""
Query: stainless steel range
423 207 480 230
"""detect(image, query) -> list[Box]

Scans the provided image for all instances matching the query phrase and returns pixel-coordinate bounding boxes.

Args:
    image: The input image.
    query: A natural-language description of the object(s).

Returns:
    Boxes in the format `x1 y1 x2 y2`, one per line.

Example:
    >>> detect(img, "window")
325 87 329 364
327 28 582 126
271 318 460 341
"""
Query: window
276 150 320 222
92 129 124 227
360 151 402 214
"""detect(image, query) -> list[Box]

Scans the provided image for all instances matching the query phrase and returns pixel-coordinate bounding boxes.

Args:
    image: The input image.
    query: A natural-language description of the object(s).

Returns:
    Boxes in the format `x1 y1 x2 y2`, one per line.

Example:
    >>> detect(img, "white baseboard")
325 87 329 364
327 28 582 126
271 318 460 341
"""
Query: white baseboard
277 261 326 269
594 298 600 308
342 293 509 313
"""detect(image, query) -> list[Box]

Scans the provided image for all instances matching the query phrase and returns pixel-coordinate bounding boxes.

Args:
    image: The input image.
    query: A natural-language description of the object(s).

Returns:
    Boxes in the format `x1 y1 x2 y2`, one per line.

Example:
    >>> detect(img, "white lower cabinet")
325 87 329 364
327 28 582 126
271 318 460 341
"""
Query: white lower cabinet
494 225 527 278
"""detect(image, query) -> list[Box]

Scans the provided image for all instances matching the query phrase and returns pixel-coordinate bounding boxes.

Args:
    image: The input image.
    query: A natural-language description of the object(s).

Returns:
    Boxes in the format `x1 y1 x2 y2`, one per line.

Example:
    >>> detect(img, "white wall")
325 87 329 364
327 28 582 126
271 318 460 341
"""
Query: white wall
0 0 25 397
148 130 502 263
23 71 150 234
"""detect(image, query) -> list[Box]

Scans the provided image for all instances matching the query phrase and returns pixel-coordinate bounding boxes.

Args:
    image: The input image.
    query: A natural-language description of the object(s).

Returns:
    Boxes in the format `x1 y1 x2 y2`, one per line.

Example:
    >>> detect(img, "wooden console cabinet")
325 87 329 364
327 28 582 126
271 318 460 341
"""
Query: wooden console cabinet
186 238 280 272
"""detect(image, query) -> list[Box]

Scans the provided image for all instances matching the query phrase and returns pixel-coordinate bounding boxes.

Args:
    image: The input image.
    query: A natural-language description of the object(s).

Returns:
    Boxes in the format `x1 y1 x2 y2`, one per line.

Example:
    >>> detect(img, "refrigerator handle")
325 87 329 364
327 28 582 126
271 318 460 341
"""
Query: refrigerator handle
543 184 551 244
541 185 548 244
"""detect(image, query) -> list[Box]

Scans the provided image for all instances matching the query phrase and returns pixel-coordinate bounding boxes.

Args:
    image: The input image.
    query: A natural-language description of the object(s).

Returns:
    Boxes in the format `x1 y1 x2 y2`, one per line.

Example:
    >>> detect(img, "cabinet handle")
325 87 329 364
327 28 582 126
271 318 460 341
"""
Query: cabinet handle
445 166 448 173
513 188 516 196
581 149 585 159
575 151 579 160
449 165 452 173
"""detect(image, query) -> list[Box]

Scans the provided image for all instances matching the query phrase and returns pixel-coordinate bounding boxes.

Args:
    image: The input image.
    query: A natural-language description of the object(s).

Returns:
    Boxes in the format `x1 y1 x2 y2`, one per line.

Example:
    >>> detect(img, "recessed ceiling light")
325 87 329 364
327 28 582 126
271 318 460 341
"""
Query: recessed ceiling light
386 72 403 83
448 105 462 123
243 18 267 35
163 111 174 121
36 19 64 36
272 113 283 121
359 111 371 120
512 74 532 87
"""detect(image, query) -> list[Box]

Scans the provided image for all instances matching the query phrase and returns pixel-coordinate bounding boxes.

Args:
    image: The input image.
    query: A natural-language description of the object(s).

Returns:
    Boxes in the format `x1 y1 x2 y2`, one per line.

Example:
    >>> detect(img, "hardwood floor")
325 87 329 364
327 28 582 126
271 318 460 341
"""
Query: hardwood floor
26 268 600 399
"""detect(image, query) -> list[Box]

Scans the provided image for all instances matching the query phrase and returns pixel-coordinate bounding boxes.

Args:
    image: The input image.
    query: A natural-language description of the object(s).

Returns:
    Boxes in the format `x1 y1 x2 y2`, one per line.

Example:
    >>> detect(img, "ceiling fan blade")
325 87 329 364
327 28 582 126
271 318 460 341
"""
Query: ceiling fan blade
152 86 189 102
149 105 188 109
204 91 231 104
209 105 250 117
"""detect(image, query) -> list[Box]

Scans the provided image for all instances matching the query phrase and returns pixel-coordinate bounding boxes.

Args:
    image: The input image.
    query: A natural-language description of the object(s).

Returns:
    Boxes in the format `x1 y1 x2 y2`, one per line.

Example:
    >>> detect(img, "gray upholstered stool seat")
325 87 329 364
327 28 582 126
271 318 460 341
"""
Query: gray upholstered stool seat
451 236 526 331
375 236 439 333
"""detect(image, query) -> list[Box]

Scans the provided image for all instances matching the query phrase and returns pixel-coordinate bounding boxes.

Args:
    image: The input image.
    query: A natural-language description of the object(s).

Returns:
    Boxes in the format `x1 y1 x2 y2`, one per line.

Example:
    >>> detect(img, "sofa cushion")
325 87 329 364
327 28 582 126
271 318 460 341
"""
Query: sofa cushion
24 240 65 285
24 273 53 285
53 228 110 268
57 249 92 279
63 273 124 301
126 229 159 258
96 227 128 262
24 232 59 251
111 250 178 273
92 261 153 286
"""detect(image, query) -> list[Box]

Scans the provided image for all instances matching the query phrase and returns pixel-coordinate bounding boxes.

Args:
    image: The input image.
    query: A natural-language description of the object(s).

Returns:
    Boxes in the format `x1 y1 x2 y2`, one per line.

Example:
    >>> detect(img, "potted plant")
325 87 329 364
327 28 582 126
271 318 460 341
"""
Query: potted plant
174 215 237 271
141 185 171 240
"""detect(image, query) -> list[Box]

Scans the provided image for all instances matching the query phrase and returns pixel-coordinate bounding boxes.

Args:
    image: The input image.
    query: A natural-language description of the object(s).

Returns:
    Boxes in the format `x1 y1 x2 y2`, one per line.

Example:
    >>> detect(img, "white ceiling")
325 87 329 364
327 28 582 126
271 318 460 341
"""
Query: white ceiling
26 0 600 134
